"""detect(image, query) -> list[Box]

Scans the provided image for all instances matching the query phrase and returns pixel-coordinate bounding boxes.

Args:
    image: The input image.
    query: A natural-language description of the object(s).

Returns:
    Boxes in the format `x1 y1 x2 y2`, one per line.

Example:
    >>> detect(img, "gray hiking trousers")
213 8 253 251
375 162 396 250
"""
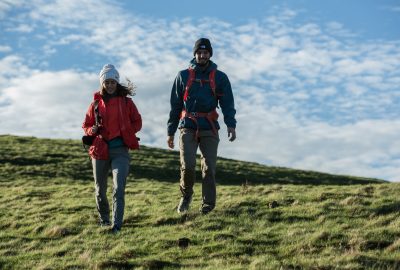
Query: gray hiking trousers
91 146 130 229
179 128 219 208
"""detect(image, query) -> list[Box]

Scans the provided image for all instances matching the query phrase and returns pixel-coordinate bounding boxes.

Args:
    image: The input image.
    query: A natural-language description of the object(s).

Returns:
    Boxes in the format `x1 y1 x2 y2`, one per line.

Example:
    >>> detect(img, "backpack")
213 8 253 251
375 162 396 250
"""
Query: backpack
183 68 217 102
82 100 100 147
181 68 221 138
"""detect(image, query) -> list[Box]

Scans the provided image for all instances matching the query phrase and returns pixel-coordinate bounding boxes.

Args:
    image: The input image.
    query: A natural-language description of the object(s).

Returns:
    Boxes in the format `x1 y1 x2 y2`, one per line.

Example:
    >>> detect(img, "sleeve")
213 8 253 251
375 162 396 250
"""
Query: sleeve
167 72 184 136
82 102 95 135
128 99 142 133
217 72 237 129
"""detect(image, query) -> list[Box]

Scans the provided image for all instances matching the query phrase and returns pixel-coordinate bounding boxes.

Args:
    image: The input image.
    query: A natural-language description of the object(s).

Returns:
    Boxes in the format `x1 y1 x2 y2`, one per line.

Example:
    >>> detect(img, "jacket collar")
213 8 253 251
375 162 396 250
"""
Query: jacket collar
93 91 102 101
189 58 217 73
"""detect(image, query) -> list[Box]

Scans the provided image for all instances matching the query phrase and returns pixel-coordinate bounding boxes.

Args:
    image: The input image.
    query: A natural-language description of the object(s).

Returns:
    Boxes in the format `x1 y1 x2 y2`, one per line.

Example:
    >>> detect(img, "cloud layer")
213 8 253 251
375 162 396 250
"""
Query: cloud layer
1 0 399 181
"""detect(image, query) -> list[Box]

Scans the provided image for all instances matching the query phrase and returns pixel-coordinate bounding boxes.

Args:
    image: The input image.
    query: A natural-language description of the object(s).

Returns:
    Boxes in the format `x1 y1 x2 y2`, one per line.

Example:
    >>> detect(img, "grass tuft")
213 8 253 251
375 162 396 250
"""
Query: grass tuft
45 226 70 238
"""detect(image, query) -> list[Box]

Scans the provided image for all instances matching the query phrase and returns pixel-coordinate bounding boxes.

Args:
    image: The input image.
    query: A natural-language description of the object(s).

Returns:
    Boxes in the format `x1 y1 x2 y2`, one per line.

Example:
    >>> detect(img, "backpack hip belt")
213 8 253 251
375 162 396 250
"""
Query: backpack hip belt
180 109 219 139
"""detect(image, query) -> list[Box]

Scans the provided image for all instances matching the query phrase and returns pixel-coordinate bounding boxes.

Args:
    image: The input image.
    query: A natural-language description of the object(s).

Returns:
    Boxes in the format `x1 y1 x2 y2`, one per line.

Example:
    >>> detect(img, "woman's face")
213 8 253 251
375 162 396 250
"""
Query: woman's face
103 79 117 94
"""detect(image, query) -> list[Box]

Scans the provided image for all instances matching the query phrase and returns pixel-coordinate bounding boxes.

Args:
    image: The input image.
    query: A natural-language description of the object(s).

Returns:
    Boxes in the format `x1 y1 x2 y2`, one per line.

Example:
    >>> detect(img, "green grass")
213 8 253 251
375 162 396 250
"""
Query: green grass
0 135 399 269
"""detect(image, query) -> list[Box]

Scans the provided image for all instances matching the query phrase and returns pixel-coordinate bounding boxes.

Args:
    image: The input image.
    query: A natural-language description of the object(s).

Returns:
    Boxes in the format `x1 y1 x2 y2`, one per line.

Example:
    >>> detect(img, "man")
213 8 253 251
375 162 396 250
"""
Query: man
167 38 237 214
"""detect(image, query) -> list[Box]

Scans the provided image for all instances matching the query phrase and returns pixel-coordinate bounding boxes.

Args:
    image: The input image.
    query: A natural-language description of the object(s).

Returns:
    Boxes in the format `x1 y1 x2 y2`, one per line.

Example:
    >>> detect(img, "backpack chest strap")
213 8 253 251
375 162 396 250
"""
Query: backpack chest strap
183 68 217 102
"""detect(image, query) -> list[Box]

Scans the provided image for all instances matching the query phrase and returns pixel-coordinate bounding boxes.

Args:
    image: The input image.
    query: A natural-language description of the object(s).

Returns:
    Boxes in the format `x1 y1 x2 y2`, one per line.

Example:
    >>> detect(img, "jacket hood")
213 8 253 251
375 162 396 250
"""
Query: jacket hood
189 58 217 73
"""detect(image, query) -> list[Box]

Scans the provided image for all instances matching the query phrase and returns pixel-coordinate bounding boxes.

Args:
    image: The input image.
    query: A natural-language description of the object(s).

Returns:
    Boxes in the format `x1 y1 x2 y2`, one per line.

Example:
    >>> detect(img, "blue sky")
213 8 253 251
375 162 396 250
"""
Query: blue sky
1 0 399 181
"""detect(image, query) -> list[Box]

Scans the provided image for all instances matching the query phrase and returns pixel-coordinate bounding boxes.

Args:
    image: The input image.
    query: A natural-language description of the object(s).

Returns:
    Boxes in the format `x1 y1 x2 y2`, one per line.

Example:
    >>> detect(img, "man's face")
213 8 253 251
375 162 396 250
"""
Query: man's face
195 49 211 66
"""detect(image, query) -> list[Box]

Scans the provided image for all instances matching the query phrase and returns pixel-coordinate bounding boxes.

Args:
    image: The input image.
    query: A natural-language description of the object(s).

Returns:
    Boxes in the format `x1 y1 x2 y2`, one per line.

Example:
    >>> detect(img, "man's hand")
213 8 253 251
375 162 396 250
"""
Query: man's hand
167 135 175 149
228 127 236 142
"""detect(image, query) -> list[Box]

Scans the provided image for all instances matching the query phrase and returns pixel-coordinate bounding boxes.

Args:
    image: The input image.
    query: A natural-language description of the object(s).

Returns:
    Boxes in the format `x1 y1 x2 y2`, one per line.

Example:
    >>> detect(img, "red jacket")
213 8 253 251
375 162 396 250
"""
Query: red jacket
82 92 142 159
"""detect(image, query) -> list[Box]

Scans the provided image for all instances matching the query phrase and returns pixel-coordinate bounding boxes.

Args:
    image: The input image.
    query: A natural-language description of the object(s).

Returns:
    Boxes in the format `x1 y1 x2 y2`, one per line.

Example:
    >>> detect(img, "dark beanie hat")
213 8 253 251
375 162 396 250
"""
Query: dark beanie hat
193 38 213 56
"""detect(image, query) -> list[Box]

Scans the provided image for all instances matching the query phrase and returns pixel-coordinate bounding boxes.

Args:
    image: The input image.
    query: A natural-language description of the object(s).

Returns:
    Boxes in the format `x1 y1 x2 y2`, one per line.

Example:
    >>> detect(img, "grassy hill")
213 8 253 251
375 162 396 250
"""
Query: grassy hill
0 135 399 269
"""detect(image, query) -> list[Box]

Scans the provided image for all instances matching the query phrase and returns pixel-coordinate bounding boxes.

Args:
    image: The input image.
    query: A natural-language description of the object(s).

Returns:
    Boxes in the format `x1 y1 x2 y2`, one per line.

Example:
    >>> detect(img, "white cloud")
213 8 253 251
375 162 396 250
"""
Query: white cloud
296 23 321 36
313 87 337 97
326 21 357 37
383 5 400 12
7 24 34 33
0 0 26 19
0 57 96 137
346 83 367 96
0 45 12 52
0 55 32 83
1 1 400 181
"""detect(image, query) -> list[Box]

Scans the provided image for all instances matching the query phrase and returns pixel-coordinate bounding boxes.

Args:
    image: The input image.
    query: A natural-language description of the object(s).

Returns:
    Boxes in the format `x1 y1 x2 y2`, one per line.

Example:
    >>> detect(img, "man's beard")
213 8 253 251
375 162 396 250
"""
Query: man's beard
197 60 209 67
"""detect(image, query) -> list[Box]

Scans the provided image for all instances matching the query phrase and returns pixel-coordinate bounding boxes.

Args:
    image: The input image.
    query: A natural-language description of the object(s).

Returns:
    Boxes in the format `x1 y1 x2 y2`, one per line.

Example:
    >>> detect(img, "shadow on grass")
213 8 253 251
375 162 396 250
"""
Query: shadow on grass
123 214 151 228
130 153 386 185
141 260 180 270
354 254 400 269
374 201 400 215
361 240 392 250
97 260 137 270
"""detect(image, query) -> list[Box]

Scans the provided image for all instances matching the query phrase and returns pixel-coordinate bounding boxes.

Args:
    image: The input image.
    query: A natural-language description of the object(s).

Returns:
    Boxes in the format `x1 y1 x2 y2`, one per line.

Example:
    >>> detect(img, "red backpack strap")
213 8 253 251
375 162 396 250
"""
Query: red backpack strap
209 69 216 97
93 99 100 126
183 68 195 102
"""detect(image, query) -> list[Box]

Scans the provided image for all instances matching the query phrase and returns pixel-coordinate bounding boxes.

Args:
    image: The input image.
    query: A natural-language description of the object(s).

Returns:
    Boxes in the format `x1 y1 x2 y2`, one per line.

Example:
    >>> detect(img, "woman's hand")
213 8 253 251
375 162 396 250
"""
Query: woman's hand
91 125 99 134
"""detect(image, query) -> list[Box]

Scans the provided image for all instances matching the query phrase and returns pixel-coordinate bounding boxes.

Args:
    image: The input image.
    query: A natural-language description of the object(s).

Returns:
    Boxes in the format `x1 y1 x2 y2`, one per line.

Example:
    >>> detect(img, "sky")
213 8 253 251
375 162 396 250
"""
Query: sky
0 0 399 181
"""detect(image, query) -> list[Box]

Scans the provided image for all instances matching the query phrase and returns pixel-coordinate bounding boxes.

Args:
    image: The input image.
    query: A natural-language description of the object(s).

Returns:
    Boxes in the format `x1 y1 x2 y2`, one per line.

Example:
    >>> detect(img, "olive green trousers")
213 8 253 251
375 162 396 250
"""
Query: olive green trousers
179 128 219 208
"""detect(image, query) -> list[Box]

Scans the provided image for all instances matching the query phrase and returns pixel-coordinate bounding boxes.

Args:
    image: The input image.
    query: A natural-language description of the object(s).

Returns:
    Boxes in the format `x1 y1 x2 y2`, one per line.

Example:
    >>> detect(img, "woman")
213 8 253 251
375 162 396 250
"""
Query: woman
82 64 142 233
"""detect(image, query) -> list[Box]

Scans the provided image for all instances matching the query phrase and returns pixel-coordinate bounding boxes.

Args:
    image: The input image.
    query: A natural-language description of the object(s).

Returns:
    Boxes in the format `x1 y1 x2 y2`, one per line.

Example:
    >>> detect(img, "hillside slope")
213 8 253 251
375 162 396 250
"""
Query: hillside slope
1 135 399 270
0 135 385 185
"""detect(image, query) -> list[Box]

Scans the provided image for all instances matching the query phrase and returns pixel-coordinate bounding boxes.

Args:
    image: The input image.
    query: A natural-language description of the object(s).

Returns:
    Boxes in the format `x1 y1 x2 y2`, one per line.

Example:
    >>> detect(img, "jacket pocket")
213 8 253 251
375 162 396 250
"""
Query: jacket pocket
89 136 109 160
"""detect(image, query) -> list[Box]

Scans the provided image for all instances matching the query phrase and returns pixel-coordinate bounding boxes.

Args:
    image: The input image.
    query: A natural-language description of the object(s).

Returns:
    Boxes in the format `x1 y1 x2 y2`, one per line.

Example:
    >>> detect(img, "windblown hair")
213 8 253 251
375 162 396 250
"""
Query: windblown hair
100 78 136 97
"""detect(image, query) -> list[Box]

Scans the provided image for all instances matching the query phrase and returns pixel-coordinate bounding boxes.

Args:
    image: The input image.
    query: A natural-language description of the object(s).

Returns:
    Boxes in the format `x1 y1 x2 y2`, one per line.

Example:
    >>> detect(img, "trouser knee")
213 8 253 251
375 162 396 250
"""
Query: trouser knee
95 186 107 199
181 166 196 177
113 186 125 200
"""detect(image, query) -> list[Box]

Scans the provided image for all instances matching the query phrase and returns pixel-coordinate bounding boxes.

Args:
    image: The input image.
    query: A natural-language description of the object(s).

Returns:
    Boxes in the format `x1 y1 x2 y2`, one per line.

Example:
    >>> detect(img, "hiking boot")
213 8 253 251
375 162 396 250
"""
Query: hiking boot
177 196 192 213
200 204 214 215
110 226 121 234
99 220 111 227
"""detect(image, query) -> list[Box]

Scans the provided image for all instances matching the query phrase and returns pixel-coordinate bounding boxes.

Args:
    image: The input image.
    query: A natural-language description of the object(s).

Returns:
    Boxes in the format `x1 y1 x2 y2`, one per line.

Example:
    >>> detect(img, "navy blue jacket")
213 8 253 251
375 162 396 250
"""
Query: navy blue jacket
167 59 236 136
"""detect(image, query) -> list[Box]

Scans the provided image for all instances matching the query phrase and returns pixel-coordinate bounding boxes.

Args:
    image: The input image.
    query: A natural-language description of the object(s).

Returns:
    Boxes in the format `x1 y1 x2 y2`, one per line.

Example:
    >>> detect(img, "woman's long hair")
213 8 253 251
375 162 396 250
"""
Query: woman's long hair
100 79 136 97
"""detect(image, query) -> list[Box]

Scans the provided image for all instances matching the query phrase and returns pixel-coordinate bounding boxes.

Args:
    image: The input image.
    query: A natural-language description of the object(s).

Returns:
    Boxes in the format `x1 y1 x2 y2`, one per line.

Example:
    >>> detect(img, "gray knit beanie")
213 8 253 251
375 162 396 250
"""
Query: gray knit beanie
99 64 120 85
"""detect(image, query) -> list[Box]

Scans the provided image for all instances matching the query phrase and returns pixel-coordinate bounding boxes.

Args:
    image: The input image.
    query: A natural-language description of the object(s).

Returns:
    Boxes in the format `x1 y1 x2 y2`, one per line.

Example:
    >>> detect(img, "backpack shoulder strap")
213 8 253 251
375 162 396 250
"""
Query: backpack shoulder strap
209 69 216 97
93 99 100 126
183 68 195 102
